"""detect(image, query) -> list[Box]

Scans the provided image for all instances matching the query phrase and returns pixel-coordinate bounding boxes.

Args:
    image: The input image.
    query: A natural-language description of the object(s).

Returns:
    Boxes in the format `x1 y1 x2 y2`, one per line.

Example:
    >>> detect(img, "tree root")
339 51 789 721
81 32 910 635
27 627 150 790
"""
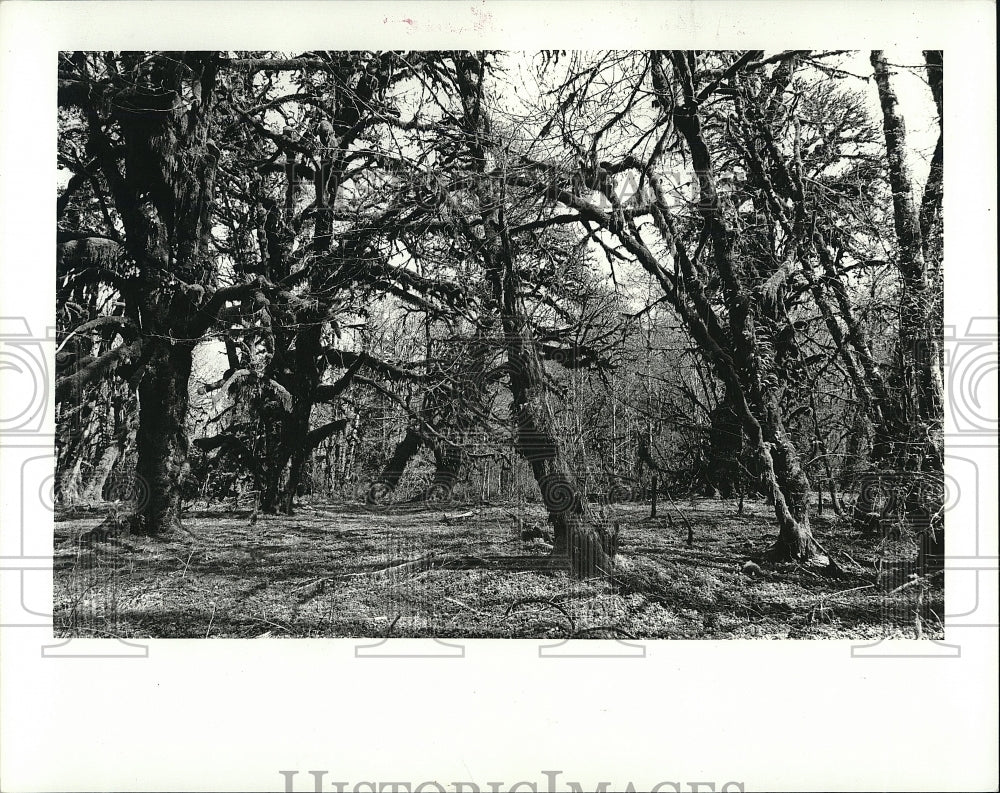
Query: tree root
761 535 846 577
67 512 195 547
345 552 496 583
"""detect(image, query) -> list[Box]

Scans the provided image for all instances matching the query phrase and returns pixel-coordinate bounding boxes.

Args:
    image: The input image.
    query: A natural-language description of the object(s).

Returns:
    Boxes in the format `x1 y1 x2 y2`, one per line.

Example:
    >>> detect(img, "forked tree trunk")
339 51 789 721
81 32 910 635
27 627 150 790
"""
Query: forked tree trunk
259 62 390 514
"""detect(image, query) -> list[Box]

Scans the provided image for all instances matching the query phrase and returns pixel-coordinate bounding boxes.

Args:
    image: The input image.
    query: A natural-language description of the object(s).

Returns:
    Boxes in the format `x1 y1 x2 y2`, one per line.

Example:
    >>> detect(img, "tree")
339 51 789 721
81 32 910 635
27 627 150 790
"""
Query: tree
870 50 944 560
506 51 831 561
58 52 235 535
447 52 616 577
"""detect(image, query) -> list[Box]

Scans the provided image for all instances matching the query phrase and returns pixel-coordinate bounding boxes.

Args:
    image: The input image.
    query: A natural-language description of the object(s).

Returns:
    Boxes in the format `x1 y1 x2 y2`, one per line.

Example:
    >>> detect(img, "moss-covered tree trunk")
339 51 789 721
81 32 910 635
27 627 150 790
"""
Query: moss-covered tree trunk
706 392 743 498
871 50 945 564
658 51 821 562
63 52 222 536
134 338 195 533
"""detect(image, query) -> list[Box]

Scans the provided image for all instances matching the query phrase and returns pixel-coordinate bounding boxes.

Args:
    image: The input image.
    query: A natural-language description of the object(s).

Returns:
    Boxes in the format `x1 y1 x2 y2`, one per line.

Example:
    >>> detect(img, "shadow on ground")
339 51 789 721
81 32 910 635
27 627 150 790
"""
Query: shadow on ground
53 498 943 639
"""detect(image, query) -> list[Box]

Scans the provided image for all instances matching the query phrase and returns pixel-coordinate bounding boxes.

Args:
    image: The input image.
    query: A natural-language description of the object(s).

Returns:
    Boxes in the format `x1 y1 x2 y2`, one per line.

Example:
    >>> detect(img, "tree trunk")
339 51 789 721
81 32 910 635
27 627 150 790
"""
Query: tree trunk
259 452 285 514
920 50 944 261
66 53 221 538
758 406 817 559
871 50 944 472
281 420 310 515
454 52 610 578
427 442 465 499
133 339 194 535
368 427 423 502
871 51 945 564
82 444 120 502
659 51 821 562
507 336 609 577
273 322 325 515
706 395 742 498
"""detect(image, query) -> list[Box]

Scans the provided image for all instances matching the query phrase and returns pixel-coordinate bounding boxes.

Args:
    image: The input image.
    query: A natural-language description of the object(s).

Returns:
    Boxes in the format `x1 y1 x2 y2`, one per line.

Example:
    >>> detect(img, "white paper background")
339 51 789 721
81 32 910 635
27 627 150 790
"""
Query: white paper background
1 2 996 791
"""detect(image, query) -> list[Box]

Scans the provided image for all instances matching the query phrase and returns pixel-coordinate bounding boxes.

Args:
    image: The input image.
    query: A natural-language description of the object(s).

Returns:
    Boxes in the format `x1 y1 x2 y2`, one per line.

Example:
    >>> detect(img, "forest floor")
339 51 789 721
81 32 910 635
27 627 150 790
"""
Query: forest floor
53 497 943 640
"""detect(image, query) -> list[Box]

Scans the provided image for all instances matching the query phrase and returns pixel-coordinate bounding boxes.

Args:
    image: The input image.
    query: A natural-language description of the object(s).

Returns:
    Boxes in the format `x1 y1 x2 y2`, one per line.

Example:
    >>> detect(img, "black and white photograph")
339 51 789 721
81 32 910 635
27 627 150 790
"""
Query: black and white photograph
52 47 948 640
1 2 996 792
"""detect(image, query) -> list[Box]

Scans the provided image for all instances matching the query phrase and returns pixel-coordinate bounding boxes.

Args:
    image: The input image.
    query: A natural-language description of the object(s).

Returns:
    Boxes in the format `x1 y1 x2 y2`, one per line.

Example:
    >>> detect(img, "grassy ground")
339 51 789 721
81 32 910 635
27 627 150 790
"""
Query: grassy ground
53 497 943 639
